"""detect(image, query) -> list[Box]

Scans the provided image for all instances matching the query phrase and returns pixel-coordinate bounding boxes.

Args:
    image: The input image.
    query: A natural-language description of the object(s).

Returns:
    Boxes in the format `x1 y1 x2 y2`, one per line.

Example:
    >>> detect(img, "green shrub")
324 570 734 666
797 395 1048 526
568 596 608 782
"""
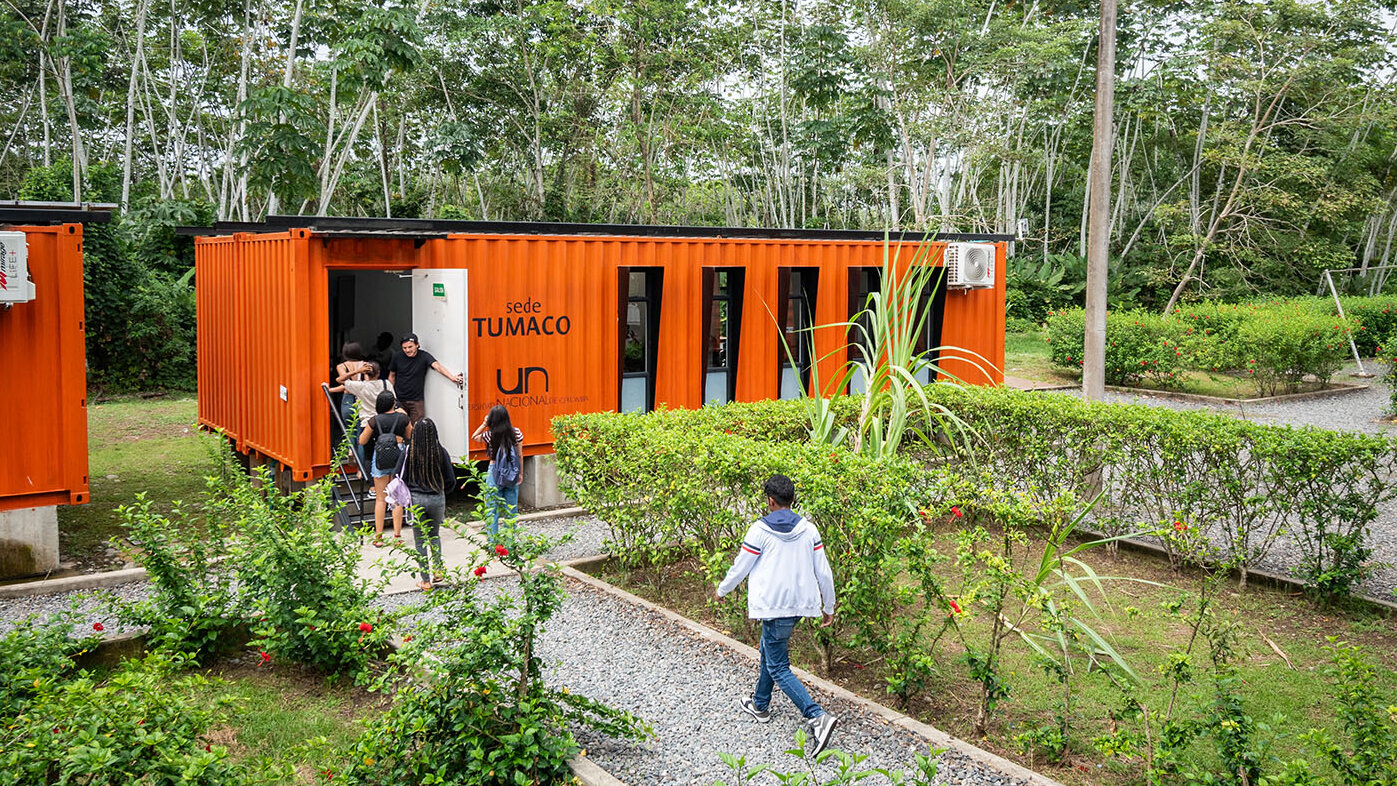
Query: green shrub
227 467 393 681
0 612 99 718
1379 330 1397 416
1303 640 1397 784
113 491 244 663
0 652 249 786
1045 308 1186 386
1232 306 1351 395
1330 296 1397 355
339 519 649 786
557 388 1396 601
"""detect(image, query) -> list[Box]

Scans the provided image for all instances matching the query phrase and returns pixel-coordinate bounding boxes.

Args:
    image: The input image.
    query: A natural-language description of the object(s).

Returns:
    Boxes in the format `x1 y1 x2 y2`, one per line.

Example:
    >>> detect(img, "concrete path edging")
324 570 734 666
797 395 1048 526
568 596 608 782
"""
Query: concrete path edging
0 506 590 600
559 565 1065 786
568 755 628 786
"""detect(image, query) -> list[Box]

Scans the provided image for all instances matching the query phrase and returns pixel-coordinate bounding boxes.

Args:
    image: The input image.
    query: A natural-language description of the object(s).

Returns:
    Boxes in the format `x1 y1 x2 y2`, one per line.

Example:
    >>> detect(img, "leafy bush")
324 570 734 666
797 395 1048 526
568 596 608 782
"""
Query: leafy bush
339 519 649 785
559 388 1395 601
1045 308 1186 386
713 730 943 785
227 466 393 680
1329 296 1397 355
113 490 243 663
0 652 248 786
0 612 99 718
1303 640 1397 784
1232 306 1351 395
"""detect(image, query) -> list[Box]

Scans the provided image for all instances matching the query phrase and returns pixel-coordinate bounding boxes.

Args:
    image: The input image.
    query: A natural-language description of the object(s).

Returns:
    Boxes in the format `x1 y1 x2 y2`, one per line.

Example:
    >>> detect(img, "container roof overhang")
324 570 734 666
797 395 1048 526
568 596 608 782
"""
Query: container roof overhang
0 201 116 225
177 214 1015 244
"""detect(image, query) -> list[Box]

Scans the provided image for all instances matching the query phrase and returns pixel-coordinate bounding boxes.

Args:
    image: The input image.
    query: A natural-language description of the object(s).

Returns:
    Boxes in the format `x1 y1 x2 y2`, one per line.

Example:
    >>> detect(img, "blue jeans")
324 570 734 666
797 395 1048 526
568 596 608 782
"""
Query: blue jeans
484 473 519 540
753 616 823 719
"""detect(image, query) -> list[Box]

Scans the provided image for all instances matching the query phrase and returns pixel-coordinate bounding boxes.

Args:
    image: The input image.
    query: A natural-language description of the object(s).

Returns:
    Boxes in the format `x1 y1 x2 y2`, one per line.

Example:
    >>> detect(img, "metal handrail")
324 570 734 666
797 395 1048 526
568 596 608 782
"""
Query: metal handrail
321 383 369 512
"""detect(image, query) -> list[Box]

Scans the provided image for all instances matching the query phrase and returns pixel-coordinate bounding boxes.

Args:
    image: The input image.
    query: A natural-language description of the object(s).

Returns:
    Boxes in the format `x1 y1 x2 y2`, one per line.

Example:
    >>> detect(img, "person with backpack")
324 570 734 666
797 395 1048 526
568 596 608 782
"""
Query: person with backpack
358 389 410 546
330 360 394 478
400 418 453 592
471 404 522 542
716 474 839 756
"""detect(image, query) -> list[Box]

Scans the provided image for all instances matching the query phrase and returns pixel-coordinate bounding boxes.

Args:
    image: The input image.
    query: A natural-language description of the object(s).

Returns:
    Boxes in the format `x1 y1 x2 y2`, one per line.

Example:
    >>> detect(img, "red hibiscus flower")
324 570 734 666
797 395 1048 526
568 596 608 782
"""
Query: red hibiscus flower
949 599 962 615
258 651 271 665
951 506 963 518
1173 520 1186 532
358 622 373 633
495 544 508 557
474 565 488 577
92 622 104 632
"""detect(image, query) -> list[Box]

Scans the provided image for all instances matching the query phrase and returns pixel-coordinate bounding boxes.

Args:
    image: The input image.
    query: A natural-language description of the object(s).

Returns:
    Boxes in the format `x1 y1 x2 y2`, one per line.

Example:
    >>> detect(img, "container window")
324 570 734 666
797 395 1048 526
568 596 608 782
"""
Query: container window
703 268 743 405
620 268 663 412
847 267 881 394
778 268 818 399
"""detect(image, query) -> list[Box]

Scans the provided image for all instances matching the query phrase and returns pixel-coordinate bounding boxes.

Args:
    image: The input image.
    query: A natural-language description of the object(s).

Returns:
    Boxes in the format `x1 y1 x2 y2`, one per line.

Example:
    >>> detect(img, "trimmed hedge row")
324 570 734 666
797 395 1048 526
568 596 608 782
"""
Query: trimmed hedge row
1047 302 1354 394
555 385 1395 599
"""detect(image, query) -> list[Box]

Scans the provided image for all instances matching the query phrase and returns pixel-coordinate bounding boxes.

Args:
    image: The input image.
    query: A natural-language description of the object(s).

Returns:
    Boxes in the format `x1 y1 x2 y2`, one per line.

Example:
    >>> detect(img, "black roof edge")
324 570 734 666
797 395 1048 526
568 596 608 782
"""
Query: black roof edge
0 202 116 225
177 214 1014 243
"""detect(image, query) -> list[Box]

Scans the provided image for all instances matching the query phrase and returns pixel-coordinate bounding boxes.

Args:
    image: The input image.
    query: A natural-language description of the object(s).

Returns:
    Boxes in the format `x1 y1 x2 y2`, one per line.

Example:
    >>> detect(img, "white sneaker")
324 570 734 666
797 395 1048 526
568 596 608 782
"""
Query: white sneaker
739 697 772 723
808 713 838 756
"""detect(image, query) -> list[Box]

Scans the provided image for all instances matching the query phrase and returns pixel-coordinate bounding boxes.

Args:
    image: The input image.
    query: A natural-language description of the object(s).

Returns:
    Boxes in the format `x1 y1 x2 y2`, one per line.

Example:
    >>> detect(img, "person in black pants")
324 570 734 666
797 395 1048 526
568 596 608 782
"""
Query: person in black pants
387 332 463 423
400 417 453 591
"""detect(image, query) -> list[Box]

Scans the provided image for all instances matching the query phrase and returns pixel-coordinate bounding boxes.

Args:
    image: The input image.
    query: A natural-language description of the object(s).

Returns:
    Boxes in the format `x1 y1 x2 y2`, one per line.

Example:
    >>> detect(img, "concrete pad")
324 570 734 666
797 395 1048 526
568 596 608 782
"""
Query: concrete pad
0 505 59 579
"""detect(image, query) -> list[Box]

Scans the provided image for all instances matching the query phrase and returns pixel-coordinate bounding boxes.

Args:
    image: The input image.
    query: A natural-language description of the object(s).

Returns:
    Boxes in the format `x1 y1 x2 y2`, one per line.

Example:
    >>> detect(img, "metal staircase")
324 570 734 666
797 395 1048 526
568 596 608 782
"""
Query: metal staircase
321 383 375 534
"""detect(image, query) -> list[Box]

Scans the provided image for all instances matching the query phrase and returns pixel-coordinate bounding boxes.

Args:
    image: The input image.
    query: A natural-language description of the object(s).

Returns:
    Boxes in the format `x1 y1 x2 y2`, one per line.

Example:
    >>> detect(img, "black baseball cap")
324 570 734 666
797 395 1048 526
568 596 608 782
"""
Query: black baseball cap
401 333 419 344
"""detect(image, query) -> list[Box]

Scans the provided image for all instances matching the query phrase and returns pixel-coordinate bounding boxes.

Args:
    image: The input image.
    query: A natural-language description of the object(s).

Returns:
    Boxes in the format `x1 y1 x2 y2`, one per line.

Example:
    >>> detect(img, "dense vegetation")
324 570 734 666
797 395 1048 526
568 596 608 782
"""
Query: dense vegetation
2 0 1394 316
553 394 1397 783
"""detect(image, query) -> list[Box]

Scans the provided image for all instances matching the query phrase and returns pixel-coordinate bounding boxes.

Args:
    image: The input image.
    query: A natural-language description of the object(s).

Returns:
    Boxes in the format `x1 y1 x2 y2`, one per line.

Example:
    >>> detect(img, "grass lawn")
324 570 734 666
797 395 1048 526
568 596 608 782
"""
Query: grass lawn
587 536 1397 785
197 660 380 783
58 396 216 572
1003 329 1077 385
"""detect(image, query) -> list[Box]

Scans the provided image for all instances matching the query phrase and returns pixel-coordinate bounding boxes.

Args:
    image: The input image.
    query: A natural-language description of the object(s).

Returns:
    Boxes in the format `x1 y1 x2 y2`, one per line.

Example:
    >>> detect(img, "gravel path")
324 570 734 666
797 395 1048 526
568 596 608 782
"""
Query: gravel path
1050 365 1397 599
379 578 1034 786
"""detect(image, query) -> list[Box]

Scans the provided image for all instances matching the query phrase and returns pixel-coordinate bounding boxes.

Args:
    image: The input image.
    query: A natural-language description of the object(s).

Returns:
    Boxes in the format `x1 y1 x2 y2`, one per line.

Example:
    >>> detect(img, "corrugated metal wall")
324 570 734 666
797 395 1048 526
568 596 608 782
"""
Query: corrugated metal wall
196 230 1005 480
0 224 89 512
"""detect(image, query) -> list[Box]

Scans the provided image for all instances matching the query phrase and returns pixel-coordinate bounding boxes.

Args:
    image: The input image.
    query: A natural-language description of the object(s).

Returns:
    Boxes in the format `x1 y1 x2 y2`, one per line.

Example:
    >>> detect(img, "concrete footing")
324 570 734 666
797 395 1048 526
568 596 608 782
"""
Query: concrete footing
0 505 59 579
520 454 573 509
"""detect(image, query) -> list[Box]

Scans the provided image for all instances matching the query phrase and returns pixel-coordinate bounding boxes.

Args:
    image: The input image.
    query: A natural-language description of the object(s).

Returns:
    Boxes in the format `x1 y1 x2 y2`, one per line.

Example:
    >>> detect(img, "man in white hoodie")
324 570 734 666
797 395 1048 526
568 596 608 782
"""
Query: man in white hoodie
716 474 838 755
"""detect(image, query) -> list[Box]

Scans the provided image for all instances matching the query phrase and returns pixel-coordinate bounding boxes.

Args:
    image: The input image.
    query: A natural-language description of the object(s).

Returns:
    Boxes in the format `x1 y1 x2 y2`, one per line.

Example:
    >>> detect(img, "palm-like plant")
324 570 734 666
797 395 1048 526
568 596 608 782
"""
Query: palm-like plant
778 233 993 460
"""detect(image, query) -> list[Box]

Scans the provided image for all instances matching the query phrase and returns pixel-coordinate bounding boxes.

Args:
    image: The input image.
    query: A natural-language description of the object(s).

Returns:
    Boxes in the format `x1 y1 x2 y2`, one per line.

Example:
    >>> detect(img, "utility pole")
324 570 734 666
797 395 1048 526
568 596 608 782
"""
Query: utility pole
1083 0 1117 401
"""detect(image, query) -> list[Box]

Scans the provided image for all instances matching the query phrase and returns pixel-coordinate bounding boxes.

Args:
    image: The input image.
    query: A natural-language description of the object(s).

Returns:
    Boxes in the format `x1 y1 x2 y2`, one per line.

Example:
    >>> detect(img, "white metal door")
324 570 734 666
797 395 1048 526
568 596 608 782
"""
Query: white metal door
411 269 469 461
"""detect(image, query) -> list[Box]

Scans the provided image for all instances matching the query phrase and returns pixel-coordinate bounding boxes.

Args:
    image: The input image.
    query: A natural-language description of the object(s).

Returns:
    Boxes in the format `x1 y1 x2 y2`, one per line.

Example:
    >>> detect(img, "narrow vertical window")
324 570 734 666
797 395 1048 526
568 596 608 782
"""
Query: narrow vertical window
703 268 743 404
778 268 818 399
620 268 662 412
847 267 880 394
913 268 948 384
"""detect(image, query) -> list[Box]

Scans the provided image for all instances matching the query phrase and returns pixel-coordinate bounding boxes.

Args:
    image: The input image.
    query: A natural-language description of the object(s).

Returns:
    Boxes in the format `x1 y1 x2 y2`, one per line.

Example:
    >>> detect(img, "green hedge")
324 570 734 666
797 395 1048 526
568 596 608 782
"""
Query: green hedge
1047 302 1353 394
555 387 1395 599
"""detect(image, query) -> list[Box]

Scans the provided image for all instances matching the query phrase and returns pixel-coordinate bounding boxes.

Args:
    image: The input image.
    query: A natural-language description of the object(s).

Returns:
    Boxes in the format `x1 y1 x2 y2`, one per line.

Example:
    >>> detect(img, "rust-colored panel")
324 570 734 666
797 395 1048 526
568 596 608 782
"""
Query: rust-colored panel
0 224 89 512
195 231 1005 480
939 242 1007 385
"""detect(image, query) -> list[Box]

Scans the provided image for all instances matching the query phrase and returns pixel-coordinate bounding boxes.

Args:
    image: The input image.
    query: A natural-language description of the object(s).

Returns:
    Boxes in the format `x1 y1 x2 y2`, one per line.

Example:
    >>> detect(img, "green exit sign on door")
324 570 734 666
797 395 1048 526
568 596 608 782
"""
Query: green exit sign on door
432 282 445 298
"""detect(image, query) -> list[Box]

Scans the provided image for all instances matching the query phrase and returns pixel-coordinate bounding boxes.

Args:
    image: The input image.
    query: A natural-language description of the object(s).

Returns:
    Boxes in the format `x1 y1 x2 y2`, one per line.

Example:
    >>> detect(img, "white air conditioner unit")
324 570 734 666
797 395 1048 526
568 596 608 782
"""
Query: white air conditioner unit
945 242 995 289
0 231 35 304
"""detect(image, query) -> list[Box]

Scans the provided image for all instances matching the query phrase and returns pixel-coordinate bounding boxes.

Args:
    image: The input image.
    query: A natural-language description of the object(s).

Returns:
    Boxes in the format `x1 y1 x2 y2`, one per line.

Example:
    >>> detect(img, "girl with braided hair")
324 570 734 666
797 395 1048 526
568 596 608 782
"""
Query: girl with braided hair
400 417 453 591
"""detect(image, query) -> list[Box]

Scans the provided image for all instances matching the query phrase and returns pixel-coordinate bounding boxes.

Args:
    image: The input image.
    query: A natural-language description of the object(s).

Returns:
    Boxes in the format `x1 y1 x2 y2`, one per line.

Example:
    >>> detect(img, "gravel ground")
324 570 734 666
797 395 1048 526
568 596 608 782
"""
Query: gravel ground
379 578 1033 786
1051 364 1397 599
527 513 608 563
0 581 149 636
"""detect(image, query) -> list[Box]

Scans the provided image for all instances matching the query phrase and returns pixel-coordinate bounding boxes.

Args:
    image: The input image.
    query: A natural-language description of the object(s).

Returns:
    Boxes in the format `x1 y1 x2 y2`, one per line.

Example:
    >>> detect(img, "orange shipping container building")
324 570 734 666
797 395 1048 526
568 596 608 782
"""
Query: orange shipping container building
189 217 1008 500
0 204 108 579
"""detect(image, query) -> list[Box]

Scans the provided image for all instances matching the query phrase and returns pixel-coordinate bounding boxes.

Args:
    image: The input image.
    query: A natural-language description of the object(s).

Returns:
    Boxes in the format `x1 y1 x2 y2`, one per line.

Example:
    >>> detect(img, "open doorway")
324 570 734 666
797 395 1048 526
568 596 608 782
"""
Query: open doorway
328 270 414 447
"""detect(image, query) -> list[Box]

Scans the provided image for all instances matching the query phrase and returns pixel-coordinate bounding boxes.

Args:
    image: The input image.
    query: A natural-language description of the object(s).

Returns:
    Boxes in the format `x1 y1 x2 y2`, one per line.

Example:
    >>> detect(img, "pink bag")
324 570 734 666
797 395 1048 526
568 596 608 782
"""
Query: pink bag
384 476 412 509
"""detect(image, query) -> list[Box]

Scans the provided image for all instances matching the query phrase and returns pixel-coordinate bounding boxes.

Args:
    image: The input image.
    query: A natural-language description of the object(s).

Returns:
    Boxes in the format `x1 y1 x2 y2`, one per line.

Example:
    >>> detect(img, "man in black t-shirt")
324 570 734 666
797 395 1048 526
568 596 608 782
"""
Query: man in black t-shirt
388 332 464 423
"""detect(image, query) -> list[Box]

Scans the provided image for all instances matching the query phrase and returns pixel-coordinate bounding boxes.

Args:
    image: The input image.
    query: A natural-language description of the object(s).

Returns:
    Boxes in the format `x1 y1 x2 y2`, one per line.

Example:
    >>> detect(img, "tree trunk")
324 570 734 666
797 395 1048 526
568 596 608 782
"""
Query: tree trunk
1082 0 1117 402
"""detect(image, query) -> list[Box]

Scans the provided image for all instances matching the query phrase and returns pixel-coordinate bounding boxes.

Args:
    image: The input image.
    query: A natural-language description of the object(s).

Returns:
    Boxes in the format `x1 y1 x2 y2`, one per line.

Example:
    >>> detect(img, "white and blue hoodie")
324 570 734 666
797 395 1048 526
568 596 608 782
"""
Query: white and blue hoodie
717 508 836 620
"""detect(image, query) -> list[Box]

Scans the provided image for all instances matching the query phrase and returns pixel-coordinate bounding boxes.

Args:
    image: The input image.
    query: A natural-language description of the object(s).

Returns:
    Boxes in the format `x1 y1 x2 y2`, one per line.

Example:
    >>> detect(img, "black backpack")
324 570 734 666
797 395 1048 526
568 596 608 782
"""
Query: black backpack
373 414 403 471
490 440 521 487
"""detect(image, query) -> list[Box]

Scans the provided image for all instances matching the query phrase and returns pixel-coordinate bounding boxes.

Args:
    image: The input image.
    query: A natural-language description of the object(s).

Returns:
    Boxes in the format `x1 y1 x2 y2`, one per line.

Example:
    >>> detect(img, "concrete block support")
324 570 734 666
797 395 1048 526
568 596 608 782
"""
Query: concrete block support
519 454 573 510
0 505 60 578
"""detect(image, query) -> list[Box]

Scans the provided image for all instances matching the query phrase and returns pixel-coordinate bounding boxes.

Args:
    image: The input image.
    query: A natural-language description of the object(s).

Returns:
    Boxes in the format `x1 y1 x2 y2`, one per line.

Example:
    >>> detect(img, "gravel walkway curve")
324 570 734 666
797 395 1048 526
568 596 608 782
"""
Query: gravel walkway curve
380 577 1039 786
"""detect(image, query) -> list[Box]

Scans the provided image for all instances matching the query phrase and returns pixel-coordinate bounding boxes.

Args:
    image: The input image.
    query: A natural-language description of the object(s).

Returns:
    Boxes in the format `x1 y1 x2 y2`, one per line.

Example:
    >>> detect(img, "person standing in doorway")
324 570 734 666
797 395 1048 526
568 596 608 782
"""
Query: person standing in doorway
400 418 452 592
388 332 463 424
716 474 839 756
471 404 522 542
